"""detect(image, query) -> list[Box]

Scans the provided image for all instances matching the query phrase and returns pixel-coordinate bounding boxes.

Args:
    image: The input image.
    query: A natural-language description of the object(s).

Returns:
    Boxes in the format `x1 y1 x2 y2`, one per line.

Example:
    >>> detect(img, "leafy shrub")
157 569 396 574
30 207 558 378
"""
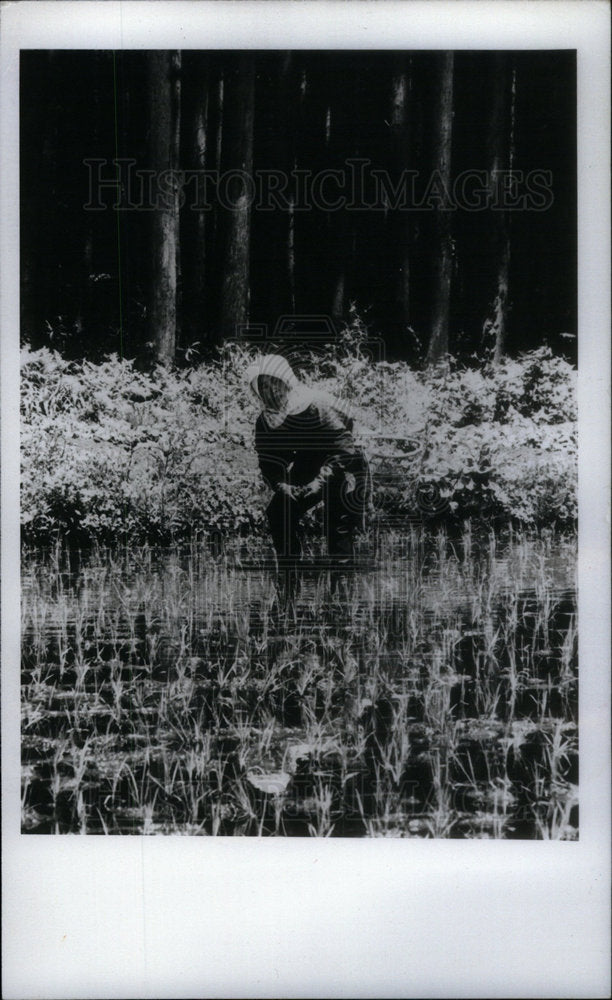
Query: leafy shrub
20 335 577 546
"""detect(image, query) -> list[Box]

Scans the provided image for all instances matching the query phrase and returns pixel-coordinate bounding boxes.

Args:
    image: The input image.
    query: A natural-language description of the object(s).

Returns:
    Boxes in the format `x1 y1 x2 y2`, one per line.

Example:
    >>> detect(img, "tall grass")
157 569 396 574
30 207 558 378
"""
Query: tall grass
21 526 577 837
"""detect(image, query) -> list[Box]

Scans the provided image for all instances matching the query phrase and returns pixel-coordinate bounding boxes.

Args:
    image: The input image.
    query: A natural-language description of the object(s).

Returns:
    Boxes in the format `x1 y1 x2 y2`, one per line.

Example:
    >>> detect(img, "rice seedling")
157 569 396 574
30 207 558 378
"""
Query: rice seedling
21 524 578 837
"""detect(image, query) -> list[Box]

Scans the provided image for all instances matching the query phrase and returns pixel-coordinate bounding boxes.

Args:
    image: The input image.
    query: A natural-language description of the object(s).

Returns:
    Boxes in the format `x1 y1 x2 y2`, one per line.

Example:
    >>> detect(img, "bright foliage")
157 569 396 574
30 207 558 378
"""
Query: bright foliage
21 332 577 544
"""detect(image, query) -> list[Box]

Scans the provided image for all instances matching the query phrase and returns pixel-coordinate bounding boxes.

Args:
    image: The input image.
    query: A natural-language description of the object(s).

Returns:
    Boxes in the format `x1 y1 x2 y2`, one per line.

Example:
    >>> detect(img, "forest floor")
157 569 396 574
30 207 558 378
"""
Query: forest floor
21 525 578 838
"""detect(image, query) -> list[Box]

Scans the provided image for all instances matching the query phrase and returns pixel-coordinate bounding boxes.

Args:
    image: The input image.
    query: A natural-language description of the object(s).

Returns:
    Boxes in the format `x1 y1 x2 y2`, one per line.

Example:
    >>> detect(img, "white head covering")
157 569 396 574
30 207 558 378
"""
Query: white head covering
245 353 298 394
245 352 356 430
245 354 309 428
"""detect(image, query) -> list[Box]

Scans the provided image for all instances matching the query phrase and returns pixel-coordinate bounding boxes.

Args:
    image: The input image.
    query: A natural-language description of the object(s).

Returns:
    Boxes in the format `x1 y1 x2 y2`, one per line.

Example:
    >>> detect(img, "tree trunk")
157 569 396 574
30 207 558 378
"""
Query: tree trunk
219 52 255 341
192 69 209 345
180 53 209 351
285 54 298 316
326 58 356 325
197 62 224 345
482 54 516 363
288 195 296 314
390 56 413 333
263 52 296 323
427 52 454 366
147 50 181 366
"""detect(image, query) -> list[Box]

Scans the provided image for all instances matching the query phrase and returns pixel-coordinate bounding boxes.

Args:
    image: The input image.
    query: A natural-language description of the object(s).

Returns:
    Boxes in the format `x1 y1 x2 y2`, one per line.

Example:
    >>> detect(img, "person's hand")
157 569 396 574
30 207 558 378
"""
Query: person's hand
300 478 323 502
276 482 298 500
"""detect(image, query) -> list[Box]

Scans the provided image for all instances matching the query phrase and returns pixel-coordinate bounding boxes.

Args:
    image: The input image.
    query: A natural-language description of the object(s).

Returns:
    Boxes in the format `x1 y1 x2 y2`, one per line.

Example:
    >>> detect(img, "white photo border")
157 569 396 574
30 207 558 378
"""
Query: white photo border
2 3 610 998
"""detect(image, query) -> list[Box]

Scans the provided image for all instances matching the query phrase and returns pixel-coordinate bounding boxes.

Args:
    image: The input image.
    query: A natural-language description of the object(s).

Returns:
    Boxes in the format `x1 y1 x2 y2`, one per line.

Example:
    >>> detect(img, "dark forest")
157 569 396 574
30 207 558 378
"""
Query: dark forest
20 49 576 367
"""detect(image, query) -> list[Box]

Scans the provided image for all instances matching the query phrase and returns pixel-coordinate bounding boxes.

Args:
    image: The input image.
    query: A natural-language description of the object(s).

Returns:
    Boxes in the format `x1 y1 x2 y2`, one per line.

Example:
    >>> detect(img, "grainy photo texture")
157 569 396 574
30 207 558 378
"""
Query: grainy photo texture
20 50 577 837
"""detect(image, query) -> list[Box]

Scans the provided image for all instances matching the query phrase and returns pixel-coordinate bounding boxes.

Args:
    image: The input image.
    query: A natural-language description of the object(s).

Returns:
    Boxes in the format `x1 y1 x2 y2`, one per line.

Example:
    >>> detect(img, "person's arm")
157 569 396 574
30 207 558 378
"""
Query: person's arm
254 417 290 491
300 402 359 499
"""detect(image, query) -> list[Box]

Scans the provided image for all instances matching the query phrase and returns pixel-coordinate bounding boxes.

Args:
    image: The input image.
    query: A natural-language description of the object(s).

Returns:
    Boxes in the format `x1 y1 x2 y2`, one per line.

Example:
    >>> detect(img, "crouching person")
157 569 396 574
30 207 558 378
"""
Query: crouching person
246 354 371 563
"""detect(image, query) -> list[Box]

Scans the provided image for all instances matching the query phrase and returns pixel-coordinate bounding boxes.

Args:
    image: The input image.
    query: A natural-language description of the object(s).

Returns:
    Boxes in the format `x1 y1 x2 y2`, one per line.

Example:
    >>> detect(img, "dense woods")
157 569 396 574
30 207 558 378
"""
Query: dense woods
20 50 576 366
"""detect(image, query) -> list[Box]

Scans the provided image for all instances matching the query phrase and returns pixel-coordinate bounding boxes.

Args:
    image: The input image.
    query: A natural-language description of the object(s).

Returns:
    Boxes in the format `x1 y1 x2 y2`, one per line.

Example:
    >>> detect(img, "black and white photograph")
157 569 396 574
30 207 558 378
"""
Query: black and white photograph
2 1 610 997
19 43 580 839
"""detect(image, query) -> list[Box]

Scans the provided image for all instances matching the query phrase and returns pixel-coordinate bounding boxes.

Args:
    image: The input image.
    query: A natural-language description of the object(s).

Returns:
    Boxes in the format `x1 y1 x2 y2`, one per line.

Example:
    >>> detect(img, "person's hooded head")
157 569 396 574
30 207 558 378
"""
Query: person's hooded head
245 354 308 428
245 352 357 430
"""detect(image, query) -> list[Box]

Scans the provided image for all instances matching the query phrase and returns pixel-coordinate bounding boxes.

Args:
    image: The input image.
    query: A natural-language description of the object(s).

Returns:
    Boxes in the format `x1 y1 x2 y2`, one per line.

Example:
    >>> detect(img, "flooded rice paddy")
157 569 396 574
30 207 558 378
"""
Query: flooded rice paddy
21 528 578 837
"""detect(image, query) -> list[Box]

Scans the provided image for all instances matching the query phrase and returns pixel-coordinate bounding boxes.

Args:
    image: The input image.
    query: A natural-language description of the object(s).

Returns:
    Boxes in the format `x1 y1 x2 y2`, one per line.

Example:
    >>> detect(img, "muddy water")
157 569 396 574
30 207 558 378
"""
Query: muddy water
21 535 578 837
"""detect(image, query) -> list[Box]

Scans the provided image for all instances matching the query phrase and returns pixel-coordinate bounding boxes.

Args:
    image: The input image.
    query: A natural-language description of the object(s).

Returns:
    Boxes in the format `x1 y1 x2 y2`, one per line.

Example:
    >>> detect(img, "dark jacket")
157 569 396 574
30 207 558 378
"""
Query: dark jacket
254 400 367 492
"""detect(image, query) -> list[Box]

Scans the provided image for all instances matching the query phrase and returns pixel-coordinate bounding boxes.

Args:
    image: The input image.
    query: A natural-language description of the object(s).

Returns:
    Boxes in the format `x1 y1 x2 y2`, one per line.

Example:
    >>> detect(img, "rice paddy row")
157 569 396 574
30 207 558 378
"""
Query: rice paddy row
21 527 578 837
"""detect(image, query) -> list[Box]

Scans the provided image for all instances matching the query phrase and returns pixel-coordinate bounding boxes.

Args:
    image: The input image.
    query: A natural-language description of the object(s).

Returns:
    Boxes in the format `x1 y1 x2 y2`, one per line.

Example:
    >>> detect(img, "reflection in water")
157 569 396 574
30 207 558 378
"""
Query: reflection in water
21 532 578 837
